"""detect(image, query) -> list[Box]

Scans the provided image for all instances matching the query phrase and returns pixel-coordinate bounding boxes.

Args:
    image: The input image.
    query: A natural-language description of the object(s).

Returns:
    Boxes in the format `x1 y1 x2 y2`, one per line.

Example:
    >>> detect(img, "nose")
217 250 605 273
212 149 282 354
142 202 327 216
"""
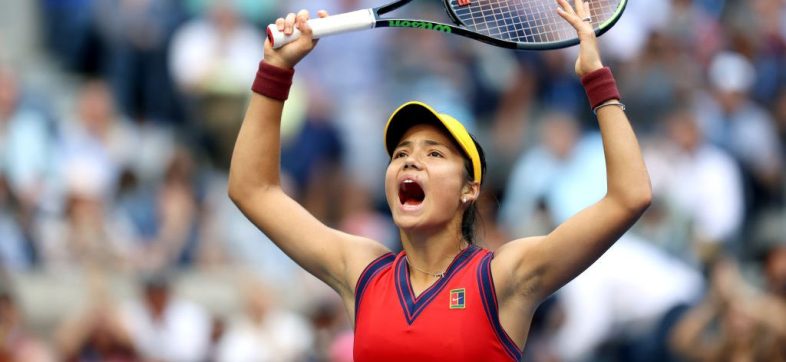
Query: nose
403 155 422 170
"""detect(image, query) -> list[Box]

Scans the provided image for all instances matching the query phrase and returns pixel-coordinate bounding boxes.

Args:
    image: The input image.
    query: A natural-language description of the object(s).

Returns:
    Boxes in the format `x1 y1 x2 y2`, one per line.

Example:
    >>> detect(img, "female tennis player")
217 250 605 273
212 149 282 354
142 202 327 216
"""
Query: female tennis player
228 1 651 360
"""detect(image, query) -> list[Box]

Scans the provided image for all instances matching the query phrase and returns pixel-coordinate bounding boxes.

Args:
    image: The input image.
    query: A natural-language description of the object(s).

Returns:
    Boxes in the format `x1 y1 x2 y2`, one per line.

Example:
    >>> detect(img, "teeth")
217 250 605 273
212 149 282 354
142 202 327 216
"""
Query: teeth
403 179 414 184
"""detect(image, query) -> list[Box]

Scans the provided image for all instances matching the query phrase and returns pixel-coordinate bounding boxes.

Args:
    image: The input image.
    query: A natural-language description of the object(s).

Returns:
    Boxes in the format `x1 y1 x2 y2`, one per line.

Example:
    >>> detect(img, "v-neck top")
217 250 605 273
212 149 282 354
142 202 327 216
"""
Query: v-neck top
353 245 521 361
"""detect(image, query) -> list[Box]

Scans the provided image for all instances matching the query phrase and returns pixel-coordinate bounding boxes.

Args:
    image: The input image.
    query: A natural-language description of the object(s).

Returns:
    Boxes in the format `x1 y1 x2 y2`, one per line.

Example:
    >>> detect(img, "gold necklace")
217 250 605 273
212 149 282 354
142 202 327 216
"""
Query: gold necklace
405 242 469 279
406 258 446 278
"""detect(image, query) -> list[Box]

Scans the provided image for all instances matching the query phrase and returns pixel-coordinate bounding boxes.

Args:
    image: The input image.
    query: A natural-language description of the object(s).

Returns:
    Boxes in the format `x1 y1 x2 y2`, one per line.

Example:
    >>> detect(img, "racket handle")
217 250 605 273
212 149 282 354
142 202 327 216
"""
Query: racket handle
266 9 375 49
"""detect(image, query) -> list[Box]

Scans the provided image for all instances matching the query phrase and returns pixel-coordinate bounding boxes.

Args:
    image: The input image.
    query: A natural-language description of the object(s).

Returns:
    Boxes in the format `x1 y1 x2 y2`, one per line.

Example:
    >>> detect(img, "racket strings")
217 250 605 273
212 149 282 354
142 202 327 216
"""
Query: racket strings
449 0 620 44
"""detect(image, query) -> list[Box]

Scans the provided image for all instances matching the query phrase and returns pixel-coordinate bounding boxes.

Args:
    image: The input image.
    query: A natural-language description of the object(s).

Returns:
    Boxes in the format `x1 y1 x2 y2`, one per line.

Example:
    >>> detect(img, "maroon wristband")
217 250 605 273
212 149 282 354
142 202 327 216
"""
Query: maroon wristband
251 61 295 101
581 67 621 109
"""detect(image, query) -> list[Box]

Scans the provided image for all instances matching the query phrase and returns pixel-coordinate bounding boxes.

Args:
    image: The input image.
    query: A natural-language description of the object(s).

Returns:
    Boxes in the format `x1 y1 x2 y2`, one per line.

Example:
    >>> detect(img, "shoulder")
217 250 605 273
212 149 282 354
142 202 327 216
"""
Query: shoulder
344 237 393 294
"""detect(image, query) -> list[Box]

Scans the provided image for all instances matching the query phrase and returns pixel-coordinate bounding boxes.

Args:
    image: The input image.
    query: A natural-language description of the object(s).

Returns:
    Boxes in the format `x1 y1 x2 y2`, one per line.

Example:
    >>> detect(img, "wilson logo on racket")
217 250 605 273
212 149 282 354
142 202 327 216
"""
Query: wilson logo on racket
388 20 452 33
457 0 470 6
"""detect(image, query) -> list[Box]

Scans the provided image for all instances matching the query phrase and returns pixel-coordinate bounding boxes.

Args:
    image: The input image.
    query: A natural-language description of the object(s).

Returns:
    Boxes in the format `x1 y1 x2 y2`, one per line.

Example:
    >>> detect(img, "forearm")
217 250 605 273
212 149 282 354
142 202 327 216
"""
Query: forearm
597 103 651 210
228 63 291 199
583 68 650 211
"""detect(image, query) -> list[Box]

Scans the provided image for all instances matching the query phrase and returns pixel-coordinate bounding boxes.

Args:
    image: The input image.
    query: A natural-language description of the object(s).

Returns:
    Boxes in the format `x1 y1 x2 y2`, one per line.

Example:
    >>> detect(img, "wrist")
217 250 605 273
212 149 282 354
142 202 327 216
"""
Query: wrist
261 54 293 70
581 67 621 110
593 100 625 115
252 60 295 101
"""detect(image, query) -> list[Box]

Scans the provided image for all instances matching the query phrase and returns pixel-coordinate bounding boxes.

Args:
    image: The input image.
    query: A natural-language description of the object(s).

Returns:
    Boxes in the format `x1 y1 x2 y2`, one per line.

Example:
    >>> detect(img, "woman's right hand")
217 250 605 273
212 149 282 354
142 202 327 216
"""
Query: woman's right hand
263 9 329 69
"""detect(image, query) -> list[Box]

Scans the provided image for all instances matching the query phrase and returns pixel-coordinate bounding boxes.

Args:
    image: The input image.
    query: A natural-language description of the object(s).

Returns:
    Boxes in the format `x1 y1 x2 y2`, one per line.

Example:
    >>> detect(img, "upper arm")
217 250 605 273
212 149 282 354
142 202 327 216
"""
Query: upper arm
233 187 390 297
493 196 645 302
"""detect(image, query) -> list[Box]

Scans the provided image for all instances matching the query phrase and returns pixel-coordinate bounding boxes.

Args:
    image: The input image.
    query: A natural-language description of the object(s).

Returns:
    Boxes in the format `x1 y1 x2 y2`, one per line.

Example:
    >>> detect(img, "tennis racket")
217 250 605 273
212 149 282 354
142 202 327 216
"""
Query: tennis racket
267 0 626 51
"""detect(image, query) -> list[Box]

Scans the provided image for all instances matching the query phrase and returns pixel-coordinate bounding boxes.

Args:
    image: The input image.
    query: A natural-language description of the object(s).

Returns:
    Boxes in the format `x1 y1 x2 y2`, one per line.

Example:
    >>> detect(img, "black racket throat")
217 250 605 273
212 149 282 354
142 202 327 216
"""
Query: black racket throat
374 0 465 26
372 0 519 49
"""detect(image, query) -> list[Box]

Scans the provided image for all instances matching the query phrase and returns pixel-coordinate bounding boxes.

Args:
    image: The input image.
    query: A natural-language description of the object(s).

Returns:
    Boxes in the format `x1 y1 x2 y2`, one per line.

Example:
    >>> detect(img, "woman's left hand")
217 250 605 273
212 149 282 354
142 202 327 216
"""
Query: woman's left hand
557 0 604 77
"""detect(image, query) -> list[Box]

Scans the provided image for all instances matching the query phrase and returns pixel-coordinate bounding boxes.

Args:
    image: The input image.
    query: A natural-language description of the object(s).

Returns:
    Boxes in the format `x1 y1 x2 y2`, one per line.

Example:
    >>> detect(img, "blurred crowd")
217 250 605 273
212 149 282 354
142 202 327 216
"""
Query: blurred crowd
0 0 785 361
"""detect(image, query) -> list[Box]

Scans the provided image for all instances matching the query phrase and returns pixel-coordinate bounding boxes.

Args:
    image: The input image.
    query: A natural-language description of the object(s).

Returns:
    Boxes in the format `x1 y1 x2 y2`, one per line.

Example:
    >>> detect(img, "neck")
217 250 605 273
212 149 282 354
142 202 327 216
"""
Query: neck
400 224 468 282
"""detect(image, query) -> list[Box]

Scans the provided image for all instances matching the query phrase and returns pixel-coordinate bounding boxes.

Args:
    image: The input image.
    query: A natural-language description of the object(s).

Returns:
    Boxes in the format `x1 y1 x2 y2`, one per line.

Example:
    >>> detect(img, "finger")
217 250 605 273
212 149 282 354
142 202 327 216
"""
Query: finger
275 18 285 32
583 0 591 19
574 0 588 19
556 0 575 16
296 10 312 37
317 10 329 18
296 9 310 21
284 12 296 35
556 2 581 27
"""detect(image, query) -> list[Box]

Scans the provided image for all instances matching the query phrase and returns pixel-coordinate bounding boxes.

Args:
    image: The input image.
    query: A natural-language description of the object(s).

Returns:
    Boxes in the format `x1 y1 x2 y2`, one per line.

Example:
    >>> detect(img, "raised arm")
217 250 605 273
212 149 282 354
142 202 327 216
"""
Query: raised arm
228 10 389 300
492 0 652 303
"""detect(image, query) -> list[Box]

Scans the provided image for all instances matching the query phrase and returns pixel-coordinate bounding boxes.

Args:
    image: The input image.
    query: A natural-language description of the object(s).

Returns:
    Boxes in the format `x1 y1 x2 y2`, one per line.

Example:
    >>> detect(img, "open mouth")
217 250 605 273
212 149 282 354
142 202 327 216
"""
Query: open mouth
398 179 425 206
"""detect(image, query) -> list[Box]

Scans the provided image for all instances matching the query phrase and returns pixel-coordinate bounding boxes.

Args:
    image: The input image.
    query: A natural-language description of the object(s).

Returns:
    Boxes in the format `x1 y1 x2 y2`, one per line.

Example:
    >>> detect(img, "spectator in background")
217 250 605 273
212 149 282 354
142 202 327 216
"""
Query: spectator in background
644 109 743 263
131 148 203 271
0 174 33 271
280 95 345 224
35 80 139 272
618 32 701 131
670 258 786 361
745 0 786 106
121 274 211 362
486 55 538 182
216 279 314 361
169 0 263 170
486 50 588 190
55 286 138 361
58 80 136 197
199 173 304 287
117 145 205 272
500 111 605 237
307 296 352 362
694 52 783 214
765 243 786 301
0 65 53 232
662 0 722 64
0 288 55 362
94 0 183 121
169 0 262 96
39 0 94 71
337 184 397 250
598 0 672 63
549 234 703 362
35 158 137 272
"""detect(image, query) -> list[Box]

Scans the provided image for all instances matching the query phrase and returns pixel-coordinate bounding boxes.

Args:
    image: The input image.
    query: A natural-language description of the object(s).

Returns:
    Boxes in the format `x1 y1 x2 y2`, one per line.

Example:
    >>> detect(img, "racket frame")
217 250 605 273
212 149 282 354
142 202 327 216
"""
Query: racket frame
267 0 627 50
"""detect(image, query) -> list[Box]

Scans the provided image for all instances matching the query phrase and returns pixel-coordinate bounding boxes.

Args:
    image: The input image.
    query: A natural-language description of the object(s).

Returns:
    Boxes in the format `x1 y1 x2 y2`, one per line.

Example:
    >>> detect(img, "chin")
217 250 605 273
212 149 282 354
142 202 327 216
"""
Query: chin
391 208 427 231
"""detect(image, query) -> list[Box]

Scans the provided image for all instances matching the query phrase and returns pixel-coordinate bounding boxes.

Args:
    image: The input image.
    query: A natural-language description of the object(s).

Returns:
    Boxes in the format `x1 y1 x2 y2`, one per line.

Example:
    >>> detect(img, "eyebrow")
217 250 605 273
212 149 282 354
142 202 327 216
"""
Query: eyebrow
396 140 413 149
395 139 448 149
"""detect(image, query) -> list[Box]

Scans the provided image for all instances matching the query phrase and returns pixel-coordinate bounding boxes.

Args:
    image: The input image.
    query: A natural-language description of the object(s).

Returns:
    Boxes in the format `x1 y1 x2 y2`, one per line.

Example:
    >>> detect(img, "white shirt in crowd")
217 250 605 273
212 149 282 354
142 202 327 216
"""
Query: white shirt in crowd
216 310 314 362
122 298 212 362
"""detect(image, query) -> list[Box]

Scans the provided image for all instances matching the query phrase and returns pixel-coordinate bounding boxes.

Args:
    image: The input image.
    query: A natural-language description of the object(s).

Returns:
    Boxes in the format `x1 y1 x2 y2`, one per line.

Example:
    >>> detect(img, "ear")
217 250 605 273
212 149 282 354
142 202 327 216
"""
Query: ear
460 182 480 204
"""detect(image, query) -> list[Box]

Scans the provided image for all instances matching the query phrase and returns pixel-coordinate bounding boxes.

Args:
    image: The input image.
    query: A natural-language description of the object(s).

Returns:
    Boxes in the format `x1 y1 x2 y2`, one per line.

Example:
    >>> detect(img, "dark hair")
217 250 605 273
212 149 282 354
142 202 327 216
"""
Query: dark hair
460 135 487 244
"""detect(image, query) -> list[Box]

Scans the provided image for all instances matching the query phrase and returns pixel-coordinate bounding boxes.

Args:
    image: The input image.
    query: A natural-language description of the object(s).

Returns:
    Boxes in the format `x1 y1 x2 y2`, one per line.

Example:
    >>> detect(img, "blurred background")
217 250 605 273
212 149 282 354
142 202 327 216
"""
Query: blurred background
0 0 785 361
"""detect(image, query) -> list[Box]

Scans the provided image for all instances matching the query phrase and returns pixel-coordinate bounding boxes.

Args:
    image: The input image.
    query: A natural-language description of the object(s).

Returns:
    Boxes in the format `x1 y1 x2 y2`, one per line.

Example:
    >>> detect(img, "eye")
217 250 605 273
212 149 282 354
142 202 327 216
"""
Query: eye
393 150 408 159
428 151 444 158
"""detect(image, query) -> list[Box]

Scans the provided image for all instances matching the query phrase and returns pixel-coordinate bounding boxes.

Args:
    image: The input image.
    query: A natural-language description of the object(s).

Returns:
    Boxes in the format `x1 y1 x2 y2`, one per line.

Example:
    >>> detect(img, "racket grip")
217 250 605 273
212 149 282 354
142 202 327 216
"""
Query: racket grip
266 9 375 49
